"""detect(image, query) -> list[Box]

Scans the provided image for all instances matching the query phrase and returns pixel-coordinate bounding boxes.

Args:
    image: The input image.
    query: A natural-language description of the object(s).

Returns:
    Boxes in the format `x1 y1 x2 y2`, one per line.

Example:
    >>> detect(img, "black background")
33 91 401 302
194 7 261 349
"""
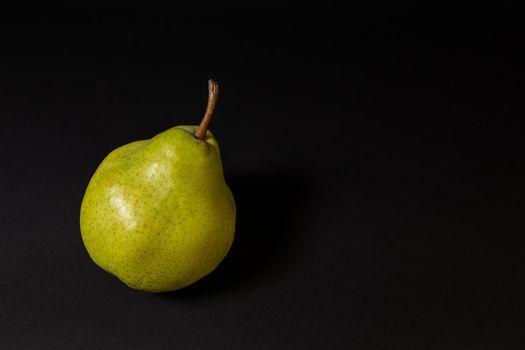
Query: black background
1 2 524 349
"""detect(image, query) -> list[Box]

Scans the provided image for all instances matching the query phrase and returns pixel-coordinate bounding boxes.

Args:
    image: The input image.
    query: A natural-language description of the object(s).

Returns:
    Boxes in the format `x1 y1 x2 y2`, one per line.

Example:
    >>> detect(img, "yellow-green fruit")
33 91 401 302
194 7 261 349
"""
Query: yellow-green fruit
80 125 236 292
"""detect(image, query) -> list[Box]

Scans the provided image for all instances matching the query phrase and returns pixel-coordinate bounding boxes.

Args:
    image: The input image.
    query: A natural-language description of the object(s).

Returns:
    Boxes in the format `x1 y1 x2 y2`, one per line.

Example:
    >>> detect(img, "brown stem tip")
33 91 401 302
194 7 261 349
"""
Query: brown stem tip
195 79 219 140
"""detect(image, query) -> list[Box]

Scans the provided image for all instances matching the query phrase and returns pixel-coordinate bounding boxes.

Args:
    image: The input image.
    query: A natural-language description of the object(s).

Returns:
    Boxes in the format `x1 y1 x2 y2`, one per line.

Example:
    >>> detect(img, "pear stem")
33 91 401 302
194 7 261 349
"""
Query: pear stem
195 79 219 140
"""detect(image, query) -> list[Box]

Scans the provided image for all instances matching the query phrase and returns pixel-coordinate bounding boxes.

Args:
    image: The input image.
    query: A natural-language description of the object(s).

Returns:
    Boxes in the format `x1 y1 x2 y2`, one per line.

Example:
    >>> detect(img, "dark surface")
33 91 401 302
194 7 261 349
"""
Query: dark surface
1 3 524 349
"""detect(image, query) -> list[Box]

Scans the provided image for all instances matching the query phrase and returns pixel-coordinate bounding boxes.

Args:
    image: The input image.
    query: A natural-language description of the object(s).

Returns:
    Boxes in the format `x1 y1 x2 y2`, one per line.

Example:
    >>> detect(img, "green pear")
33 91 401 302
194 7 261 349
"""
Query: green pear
80 80 235 292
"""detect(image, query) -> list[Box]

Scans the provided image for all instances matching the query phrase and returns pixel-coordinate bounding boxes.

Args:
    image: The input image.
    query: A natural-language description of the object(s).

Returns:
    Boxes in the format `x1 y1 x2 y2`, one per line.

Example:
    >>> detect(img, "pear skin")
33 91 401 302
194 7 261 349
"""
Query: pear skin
80 81 235 292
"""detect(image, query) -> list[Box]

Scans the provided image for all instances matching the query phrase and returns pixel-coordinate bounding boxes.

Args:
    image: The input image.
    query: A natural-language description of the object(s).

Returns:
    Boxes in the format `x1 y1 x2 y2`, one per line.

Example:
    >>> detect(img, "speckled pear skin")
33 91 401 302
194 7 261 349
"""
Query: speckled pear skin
80 125 236 292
